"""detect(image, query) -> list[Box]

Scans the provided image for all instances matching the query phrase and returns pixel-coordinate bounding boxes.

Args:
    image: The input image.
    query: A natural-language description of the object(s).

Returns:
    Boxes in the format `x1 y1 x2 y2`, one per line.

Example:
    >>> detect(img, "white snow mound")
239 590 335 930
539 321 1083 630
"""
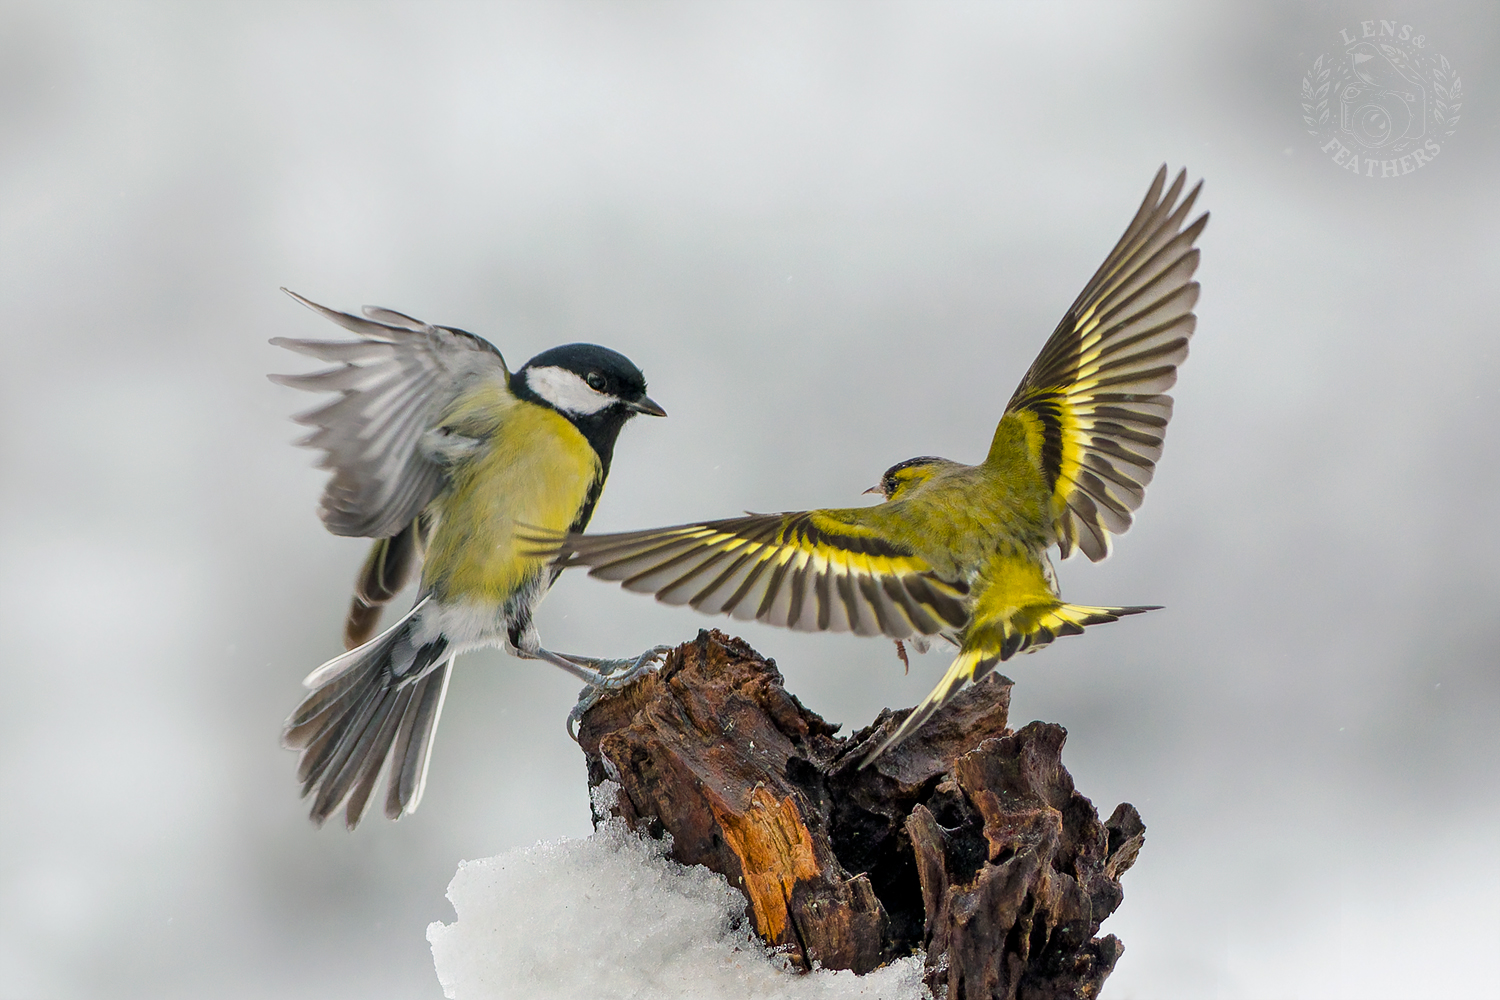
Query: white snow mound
427 810 928 1000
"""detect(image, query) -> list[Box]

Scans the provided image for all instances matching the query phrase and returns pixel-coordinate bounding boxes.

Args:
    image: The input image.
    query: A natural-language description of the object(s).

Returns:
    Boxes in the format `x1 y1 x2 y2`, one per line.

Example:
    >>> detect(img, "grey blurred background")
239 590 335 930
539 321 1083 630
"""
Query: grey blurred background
1 1 1496 997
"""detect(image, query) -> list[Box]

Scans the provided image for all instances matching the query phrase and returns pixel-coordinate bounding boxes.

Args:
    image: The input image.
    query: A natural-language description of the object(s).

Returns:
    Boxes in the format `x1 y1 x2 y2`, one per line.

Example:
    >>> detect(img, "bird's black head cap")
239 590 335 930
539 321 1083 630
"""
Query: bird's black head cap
513 343 665 468
870 455 952 500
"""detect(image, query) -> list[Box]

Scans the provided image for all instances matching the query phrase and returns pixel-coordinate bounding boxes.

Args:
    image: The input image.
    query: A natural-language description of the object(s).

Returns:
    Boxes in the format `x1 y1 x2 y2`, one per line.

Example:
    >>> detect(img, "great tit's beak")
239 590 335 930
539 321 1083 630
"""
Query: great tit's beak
627 395 667 417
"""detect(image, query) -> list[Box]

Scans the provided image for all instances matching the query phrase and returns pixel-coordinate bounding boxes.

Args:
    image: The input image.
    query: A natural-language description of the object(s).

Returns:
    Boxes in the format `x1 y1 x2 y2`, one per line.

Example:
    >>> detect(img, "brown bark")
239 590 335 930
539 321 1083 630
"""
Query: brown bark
576 629 1144 997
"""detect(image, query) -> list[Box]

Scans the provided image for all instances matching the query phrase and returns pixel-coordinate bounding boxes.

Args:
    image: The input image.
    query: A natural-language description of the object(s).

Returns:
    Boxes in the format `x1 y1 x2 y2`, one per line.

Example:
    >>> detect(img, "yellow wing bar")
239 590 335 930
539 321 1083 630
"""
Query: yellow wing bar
545 511 970 639
1002 166 1208 562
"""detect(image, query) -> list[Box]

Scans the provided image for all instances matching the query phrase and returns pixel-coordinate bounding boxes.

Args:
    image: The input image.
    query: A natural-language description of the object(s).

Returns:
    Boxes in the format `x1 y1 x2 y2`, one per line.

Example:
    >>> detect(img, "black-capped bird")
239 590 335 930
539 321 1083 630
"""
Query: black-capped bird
272 291 666 828
551 167 1206 764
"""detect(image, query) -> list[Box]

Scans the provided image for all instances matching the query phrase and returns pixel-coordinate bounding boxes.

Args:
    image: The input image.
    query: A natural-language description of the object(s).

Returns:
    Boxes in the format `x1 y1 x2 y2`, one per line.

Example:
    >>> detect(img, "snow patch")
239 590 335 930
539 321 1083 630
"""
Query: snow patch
428 817 929 1000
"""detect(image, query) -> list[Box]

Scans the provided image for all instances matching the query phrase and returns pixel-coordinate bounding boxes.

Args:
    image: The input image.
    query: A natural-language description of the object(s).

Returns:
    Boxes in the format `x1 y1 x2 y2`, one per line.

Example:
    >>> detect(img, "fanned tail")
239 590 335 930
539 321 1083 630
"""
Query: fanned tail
993 601 1159 659
860 602 1158 767
282 596 454 829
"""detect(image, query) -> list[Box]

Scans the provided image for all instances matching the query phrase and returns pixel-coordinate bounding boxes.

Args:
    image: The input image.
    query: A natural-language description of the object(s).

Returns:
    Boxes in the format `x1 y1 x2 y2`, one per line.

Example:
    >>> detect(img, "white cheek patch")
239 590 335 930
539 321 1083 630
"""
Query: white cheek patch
524 366 616 415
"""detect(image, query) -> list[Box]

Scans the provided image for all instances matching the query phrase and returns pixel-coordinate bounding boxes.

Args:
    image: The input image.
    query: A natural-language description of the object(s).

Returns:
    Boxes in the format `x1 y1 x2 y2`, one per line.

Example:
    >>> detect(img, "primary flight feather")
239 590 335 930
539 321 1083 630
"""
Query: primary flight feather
272 292 667 828
551 166 1207 764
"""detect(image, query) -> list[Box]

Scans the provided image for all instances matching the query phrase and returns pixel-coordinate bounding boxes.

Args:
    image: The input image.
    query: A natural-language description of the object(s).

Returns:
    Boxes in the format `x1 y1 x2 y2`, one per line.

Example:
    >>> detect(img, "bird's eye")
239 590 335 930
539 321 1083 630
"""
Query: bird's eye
585 372 606 392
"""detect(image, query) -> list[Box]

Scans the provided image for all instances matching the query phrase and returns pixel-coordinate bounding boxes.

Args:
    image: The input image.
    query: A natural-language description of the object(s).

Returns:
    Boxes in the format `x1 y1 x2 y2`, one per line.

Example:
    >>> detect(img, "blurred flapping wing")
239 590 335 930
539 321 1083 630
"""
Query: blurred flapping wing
270 290 508 539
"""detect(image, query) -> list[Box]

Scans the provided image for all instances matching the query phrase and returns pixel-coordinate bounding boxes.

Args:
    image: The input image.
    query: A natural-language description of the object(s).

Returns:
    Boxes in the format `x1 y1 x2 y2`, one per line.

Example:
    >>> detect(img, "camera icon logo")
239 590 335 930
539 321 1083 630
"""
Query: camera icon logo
1339 42 1425 149
1300 20 1462 179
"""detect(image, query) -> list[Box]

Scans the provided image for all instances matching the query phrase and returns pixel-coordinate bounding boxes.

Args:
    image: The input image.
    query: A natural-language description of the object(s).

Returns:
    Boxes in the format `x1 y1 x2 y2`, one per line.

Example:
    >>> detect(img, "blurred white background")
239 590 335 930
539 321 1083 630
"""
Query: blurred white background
2 2 1497 997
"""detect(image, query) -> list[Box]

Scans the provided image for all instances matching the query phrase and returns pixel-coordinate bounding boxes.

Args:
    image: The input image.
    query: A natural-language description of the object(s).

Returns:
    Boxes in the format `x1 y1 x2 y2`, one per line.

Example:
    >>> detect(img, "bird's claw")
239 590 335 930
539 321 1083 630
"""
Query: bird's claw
565 645 674 741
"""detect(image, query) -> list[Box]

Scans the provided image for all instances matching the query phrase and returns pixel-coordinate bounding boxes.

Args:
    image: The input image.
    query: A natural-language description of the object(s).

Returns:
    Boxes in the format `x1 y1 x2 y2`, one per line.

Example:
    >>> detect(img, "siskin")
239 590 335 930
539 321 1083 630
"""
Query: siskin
549 167 1206 764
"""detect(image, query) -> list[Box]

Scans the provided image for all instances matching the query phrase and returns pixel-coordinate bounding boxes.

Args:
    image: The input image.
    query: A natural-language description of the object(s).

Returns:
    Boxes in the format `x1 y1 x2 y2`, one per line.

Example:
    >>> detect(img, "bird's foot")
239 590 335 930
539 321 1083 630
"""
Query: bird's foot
565 645 674 740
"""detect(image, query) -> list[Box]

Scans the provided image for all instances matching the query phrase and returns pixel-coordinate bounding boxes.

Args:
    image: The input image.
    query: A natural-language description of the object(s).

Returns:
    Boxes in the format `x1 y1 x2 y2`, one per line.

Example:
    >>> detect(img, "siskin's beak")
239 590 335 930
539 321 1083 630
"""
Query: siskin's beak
626 395 667 417
863 484 885 496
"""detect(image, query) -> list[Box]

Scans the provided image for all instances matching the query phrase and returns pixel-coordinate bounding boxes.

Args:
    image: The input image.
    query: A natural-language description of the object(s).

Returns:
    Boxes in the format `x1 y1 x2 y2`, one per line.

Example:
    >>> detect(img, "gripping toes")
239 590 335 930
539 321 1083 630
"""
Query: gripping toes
565 645 674 740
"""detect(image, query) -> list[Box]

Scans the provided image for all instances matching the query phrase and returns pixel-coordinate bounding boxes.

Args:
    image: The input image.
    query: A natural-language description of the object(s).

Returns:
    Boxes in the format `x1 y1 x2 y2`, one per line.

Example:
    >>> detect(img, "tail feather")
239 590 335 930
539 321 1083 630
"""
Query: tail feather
344 513 432 649
308 683 389 818
343 686 414 823
311 675 407 818
1006 602 1159 658
386 666 452 818
292 678 384 788
281 598 454 829
294 702 361 787
860 647 993 766
283 666 370 744
860 602 1159 766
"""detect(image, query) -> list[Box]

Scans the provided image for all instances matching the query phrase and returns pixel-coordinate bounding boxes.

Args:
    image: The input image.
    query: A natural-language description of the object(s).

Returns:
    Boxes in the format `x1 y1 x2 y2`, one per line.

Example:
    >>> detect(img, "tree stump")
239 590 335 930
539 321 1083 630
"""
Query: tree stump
576 629 1145 999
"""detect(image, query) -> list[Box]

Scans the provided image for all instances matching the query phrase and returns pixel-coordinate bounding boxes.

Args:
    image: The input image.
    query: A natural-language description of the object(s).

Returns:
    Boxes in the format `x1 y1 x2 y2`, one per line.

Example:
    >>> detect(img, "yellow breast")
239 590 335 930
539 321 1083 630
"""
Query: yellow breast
424 393 601 604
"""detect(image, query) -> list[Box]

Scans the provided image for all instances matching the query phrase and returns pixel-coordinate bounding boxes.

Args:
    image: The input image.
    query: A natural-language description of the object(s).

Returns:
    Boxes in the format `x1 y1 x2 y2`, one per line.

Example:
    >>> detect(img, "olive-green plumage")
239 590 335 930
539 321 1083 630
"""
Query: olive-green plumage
554 166 1207 763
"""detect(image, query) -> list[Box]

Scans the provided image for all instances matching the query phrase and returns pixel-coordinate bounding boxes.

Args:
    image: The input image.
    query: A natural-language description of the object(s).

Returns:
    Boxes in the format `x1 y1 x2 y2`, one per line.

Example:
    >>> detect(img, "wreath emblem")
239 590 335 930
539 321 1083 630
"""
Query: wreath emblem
1300 25 1462 176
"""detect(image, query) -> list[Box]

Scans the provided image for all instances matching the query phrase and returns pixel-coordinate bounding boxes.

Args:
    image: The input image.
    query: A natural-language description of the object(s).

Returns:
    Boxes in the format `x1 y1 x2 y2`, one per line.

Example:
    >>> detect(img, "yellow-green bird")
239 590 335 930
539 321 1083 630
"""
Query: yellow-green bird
272 292 667 828
551 167 1206 764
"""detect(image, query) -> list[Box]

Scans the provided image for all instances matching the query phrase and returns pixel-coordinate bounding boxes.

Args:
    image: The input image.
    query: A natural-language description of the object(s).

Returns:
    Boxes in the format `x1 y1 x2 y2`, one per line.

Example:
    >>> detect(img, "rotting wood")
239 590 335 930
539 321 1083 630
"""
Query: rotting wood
576 628 1144 997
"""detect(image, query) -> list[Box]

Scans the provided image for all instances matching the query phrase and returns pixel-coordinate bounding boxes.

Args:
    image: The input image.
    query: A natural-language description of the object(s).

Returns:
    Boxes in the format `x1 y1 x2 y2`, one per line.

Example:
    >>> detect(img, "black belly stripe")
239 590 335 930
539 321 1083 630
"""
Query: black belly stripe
567 470 608 537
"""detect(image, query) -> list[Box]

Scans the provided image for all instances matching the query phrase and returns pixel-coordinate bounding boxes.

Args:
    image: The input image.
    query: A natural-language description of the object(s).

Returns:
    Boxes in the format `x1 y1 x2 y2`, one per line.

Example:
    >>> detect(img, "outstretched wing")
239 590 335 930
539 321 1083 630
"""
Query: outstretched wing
1003 166 1208 561
270 290 508 539
550 510 970 639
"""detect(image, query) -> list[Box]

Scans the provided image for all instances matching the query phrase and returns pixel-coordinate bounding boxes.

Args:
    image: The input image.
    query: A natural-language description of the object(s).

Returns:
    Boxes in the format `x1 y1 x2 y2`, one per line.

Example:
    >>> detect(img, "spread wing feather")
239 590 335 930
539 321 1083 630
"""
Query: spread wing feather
550 511 970 639
1005 166 1208 561
270 289 508 539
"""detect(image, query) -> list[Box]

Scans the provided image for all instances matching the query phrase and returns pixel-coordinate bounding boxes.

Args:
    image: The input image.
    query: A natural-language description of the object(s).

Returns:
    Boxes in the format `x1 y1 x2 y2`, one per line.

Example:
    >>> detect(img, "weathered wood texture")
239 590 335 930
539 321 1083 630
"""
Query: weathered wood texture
577 629 1145 999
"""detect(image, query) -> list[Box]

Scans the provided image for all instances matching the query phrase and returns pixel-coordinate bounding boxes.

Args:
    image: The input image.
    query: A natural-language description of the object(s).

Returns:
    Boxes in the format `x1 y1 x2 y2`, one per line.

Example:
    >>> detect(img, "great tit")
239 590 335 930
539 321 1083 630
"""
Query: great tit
272 291 666 828
549 166 1207 764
